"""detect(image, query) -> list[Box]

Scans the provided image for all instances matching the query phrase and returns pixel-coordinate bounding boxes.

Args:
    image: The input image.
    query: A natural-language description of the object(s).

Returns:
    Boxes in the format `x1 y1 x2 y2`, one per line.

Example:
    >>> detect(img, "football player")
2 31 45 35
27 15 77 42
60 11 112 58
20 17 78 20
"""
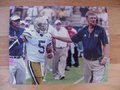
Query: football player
22 16 53 85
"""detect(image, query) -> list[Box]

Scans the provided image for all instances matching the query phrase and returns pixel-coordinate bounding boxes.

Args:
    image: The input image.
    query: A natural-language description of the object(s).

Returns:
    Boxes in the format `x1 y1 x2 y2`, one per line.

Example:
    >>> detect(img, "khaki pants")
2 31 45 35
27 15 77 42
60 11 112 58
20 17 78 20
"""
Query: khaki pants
83 58 107 83
52 47 68 77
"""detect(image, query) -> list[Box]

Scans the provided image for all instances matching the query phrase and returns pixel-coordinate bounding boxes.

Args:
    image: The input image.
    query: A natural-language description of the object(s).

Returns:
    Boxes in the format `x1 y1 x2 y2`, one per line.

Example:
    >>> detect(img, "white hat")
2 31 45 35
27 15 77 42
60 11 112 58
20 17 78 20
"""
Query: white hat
54 20 61 25
11 15 20 21
25 17 32 21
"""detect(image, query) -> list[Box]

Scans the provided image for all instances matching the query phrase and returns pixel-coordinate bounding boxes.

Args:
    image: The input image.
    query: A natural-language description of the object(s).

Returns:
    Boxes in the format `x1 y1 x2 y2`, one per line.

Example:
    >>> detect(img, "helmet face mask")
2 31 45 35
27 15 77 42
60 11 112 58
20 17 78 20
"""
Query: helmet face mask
34 17 49 35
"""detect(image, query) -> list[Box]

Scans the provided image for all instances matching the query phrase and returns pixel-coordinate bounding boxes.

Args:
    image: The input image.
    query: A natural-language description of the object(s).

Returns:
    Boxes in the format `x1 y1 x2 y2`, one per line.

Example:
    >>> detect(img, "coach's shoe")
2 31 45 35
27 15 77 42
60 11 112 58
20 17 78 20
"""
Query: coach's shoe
65 68 69 71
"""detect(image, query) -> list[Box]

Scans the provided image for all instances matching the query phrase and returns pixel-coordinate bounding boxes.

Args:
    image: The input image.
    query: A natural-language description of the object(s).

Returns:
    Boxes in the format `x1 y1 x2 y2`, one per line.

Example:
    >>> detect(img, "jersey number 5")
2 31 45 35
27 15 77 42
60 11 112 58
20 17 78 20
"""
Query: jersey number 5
38 40 45 54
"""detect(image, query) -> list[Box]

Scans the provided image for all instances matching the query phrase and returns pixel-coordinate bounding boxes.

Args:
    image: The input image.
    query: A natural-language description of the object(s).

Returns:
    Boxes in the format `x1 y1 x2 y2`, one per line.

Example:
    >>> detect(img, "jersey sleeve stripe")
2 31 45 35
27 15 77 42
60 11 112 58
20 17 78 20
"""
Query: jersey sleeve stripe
23 32 32 38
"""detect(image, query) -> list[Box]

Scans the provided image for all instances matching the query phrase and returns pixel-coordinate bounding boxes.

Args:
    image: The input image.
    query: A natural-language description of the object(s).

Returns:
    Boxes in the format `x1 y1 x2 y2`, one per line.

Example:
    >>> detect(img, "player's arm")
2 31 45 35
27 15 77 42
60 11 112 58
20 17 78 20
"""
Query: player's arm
19 34 27 42
20 30 32 42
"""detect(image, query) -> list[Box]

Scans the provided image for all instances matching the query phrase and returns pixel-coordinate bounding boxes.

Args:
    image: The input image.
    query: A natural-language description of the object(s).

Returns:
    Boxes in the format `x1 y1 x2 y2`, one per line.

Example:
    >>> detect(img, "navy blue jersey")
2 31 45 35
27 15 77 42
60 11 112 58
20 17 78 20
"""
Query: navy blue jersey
71 25 108 60
9 26 24 56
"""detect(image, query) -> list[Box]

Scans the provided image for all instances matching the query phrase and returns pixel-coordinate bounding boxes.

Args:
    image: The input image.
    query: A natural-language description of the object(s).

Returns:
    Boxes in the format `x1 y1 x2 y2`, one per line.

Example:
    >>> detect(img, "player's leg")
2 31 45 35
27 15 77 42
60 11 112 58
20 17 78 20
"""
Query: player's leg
28 61 43 85
15 58 26 84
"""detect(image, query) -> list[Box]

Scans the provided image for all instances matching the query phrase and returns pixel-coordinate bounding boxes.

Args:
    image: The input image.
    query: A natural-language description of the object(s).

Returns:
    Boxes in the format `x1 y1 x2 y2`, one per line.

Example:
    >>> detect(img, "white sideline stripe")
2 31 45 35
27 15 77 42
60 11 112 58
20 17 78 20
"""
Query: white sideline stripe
73 77 84 84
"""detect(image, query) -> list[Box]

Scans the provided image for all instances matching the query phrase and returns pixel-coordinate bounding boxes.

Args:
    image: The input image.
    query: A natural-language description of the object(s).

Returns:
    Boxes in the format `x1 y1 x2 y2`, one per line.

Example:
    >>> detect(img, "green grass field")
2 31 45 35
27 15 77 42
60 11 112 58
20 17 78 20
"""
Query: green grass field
45 58 84 84
26 58 109 85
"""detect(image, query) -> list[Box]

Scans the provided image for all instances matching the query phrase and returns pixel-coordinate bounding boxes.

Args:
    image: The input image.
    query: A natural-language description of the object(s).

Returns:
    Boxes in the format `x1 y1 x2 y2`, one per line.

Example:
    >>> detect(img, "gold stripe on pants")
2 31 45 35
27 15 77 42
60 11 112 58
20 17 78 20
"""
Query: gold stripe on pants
28 61 44 85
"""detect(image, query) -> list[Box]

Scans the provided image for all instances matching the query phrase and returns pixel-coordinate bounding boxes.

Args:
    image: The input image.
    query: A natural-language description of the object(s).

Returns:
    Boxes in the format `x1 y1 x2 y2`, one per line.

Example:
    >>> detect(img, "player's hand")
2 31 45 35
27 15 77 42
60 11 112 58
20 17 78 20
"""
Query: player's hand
20 35 26 42
47 53 54 59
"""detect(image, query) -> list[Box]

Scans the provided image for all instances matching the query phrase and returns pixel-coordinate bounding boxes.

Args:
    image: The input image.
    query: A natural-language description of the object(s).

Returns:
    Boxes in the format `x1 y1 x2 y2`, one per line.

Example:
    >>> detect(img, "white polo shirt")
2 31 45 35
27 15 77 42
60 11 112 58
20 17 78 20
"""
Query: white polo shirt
54 27 69 48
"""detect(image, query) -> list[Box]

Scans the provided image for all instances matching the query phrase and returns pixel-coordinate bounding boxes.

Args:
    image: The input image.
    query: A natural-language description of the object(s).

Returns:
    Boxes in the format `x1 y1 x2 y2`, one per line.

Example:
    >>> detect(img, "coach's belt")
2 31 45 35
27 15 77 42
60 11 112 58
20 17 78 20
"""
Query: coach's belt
56 47 66 49
86 57 103 61
10 56 22 59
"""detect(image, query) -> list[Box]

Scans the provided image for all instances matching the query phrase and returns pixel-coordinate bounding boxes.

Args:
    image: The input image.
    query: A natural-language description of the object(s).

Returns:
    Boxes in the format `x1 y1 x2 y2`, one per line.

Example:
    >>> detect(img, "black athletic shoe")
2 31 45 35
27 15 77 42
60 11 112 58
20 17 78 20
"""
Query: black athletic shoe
65 68 69 71
60 76 65 80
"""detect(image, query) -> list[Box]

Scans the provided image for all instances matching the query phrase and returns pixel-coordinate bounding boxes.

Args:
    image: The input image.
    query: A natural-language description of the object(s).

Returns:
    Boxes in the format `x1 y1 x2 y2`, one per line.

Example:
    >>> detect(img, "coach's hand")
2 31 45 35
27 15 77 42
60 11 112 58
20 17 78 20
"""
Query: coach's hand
100 57 109 65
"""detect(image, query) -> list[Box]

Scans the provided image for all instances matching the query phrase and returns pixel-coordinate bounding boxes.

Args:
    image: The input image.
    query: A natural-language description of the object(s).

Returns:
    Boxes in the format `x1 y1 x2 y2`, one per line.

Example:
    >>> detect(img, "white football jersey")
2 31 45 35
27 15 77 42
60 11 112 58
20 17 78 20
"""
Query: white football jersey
23 29 52 62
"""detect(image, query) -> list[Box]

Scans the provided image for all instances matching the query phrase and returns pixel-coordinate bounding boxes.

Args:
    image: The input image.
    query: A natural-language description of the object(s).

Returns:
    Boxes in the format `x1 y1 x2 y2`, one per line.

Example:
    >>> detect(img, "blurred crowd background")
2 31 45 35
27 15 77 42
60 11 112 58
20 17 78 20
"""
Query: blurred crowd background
10 6 108 32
